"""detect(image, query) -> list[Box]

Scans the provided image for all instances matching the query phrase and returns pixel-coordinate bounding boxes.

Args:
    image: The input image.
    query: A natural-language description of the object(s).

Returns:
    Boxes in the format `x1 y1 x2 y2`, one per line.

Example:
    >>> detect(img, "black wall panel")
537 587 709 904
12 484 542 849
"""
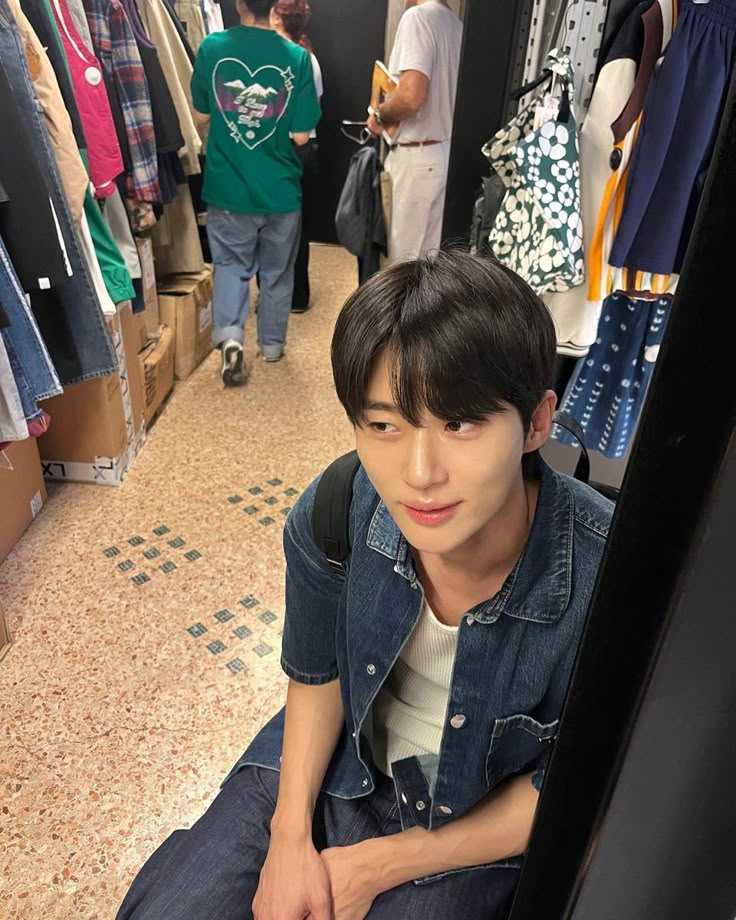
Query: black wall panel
307 0 389 243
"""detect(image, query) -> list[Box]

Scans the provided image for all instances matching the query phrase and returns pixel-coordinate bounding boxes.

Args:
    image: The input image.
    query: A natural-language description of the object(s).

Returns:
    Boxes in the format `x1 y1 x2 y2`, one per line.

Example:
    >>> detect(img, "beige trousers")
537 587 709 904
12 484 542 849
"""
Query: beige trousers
383 141 450 262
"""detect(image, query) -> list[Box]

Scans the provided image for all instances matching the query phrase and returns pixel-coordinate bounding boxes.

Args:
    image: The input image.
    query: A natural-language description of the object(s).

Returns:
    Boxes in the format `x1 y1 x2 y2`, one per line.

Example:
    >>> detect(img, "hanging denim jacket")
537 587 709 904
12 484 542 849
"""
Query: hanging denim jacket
227 460 613 882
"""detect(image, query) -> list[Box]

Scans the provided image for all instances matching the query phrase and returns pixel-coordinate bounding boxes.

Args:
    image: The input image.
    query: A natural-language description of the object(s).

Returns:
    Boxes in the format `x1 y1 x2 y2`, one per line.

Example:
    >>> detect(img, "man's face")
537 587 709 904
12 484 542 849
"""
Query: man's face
355 354 533 559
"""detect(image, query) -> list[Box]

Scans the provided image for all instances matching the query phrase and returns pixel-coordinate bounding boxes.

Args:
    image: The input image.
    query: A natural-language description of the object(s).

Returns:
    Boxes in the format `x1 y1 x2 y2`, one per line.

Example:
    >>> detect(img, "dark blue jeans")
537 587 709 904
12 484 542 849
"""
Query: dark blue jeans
0 236 61 405
0 0 116 385
117 766 519 919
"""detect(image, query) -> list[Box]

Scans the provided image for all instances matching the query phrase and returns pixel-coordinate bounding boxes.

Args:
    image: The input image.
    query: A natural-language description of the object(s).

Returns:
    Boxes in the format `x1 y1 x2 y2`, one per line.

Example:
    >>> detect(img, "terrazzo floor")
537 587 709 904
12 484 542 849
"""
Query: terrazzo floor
0 245 358 919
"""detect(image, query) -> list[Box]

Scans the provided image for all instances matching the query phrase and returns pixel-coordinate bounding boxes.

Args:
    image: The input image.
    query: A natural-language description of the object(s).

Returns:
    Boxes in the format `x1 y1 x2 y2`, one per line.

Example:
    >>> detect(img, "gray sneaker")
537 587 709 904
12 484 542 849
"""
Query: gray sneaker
221 340 246 386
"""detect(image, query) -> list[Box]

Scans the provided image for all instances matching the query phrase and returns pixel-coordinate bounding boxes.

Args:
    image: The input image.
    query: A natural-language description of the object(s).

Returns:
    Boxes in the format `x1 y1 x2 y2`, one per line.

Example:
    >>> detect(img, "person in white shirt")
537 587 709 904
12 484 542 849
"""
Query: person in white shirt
368 0 463 261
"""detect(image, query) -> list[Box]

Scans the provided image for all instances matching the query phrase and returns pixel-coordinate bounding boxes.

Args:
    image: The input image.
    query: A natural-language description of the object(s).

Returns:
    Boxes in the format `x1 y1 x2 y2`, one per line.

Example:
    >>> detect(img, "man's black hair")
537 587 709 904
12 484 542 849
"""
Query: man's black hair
332 250 556 433
241 0 276 19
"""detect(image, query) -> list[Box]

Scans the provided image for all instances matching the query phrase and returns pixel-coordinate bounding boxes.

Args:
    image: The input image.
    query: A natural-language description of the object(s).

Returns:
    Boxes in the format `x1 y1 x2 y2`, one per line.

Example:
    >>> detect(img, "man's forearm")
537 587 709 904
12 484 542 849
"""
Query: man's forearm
377 91 418 126
368 772 539 891
271 678 344 840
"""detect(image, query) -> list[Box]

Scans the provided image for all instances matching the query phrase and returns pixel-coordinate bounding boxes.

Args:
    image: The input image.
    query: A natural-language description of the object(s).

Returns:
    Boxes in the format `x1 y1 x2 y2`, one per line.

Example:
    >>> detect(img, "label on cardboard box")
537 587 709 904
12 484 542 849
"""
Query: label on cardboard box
199 301 213 334
30 491 43 518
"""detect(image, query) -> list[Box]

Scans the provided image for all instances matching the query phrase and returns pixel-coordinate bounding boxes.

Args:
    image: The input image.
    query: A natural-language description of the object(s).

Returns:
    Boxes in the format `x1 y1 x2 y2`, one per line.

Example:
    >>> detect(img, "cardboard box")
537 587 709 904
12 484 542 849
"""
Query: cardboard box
139 325 175 426
38 303 146 486
157 267 214 380
136 236 160 337
0 437 46 566
132 309 149 355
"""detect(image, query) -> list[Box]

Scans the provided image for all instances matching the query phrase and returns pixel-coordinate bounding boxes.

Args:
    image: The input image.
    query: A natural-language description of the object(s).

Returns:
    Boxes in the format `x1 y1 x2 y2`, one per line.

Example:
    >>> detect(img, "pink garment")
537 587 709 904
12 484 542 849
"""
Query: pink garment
0 412 51 452
50 0 124 199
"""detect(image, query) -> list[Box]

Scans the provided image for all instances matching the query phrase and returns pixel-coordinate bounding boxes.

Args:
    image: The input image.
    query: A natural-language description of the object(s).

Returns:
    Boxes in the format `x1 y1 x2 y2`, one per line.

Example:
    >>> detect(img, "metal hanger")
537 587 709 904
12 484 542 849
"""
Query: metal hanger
550 0 581 53
341 119 373 146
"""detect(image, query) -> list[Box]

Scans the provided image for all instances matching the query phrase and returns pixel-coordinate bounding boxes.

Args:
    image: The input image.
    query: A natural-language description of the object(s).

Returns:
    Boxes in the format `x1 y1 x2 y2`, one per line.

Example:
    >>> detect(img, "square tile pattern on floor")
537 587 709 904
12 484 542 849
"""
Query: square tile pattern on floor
0 245 357 919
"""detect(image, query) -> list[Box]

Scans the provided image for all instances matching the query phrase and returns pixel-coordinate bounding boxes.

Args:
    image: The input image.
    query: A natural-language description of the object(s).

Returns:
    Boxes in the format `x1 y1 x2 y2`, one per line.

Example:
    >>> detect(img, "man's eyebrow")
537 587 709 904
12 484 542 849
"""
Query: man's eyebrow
364 400 400 413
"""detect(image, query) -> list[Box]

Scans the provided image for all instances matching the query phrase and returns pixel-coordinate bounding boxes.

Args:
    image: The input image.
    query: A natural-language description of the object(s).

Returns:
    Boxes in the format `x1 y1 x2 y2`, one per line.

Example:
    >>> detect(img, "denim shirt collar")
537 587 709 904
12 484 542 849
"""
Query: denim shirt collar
366 461 574 625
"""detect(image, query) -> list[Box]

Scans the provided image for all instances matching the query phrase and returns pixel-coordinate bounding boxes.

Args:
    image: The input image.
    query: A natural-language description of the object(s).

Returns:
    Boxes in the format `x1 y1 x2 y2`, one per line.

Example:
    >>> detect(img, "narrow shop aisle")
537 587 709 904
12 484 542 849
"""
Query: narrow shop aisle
0 246 357 919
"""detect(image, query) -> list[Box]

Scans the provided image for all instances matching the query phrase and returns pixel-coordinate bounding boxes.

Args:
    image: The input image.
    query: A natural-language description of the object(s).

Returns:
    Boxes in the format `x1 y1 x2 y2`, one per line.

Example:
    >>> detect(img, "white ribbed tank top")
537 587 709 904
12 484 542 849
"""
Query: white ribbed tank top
372 601 459 777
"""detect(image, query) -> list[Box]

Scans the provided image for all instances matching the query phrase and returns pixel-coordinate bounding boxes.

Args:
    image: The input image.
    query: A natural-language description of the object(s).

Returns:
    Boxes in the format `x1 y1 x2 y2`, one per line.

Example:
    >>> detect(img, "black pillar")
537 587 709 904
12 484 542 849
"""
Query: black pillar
442 0 528 241
308 0 389 244
509 66 736 920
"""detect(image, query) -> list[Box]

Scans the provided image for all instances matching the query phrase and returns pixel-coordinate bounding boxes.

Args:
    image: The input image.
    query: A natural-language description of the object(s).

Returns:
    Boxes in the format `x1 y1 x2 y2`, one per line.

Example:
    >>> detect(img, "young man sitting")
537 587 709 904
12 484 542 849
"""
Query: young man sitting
117 251 613 920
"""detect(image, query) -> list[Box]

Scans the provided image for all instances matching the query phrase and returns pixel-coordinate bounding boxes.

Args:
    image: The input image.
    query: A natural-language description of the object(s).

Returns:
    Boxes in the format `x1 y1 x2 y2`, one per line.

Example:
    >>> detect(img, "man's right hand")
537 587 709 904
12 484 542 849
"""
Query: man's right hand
252 836 332 920
366 113 384 137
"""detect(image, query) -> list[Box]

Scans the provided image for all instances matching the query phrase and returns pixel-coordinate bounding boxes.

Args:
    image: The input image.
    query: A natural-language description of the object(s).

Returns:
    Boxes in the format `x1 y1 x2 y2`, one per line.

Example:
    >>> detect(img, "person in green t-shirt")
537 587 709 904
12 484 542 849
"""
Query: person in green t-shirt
191 0 321 385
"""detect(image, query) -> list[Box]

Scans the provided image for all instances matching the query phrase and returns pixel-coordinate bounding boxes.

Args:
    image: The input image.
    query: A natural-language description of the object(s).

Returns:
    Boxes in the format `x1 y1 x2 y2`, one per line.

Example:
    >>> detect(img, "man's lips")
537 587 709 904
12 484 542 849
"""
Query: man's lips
401 502 460 526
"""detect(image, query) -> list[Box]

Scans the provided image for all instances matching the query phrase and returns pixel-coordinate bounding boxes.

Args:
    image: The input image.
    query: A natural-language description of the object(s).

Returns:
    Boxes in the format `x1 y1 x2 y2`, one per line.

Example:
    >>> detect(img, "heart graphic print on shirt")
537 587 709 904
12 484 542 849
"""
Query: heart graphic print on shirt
212 58 294 150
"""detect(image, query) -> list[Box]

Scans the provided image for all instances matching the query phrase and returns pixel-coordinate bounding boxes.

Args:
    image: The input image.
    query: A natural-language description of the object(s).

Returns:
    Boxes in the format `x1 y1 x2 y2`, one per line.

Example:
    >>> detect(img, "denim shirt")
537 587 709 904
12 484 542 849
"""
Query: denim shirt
229 460 613 880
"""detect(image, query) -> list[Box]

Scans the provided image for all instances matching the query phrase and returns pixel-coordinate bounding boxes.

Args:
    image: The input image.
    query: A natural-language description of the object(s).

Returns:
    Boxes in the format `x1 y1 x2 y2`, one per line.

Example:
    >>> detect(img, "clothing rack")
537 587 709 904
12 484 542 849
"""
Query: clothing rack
520 0 611 114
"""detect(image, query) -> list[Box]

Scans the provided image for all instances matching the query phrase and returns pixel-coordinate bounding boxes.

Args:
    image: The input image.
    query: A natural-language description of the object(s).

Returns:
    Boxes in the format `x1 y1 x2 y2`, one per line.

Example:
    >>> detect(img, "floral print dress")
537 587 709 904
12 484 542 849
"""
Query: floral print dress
483 50 584 295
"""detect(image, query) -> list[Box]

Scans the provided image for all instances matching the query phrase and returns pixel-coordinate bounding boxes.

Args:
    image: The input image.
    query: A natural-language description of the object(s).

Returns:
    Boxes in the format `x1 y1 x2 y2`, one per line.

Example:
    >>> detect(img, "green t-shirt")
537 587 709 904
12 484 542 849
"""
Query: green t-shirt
191 26 321 214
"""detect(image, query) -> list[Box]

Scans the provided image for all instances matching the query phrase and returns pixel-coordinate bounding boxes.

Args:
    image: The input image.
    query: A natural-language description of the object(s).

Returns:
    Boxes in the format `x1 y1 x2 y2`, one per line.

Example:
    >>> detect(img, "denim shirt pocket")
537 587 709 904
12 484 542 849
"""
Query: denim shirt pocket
485 714 559 789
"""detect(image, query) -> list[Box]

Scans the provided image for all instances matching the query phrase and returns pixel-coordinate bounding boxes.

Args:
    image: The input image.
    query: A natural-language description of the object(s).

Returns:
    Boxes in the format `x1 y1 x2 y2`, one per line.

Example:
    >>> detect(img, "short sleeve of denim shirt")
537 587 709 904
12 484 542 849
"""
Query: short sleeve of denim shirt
280 478 344 685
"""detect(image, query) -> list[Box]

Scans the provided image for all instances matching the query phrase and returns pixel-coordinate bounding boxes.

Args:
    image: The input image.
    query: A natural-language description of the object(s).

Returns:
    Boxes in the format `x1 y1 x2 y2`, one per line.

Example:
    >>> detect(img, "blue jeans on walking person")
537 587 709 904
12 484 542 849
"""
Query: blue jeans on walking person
0 0 116 385
207 207 301 360
116 765 519 920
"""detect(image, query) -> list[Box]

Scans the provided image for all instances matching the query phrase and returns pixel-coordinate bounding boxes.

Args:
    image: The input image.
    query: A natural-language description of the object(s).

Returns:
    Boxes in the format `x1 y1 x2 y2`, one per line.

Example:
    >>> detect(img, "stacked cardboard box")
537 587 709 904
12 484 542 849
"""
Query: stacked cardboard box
139 326 175 426
0 437 46 565
157 267 214 380
15 254 212 495
39 302 146 486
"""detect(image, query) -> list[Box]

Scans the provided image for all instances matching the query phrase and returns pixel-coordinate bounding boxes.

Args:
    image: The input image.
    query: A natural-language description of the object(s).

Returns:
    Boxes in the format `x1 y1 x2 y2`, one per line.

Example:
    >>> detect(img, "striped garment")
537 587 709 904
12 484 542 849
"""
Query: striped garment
85 0 161 203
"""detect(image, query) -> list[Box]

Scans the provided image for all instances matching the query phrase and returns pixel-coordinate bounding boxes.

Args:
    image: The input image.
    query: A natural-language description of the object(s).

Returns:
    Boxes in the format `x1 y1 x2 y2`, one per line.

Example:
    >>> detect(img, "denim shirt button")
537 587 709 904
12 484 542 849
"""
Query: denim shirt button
366 664 377 676
450 714 467 729
362 778 369 787
467 616 475 625
415 800 426 811
436 805 453 816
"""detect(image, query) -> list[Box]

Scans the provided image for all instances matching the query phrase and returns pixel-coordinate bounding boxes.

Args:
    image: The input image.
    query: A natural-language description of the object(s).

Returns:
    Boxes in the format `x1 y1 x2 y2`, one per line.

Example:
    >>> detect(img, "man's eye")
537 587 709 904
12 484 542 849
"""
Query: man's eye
369 422 396 433
446 421 473 433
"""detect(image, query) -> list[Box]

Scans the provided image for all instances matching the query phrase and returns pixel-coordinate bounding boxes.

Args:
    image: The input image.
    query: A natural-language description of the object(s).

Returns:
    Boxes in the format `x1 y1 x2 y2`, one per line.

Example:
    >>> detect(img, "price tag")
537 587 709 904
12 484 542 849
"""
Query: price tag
533 93 560 131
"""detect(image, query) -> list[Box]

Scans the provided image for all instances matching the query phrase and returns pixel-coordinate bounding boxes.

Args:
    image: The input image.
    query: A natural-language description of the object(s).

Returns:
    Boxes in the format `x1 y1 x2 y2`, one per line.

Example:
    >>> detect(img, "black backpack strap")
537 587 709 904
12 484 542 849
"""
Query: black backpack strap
553 411 620 503
312 451 361 578
554 411 591 485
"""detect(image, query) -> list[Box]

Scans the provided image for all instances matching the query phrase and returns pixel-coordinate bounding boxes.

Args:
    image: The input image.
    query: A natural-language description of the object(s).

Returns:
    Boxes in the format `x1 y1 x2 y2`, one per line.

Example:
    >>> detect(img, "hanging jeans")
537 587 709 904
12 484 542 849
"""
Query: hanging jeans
0 236 62 405
207 207 301 359
2 333 43 423
0 337 29 442
0 0 116 385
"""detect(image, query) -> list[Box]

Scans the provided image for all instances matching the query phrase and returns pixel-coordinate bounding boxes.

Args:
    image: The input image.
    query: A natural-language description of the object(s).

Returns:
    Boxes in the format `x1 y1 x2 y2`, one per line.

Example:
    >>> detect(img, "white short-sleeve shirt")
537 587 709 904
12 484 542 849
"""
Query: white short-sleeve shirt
388 1 463 143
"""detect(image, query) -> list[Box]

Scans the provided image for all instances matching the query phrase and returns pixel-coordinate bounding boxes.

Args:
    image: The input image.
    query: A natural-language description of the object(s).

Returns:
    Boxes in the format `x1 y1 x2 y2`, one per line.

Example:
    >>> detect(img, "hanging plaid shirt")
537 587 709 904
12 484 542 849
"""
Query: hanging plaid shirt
85 0 161 202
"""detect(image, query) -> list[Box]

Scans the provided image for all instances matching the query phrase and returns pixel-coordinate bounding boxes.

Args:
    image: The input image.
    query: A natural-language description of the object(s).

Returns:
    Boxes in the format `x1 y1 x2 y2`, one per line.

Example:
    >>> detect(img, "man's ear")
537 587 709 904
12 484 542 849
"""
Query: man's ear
524 390 558 454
